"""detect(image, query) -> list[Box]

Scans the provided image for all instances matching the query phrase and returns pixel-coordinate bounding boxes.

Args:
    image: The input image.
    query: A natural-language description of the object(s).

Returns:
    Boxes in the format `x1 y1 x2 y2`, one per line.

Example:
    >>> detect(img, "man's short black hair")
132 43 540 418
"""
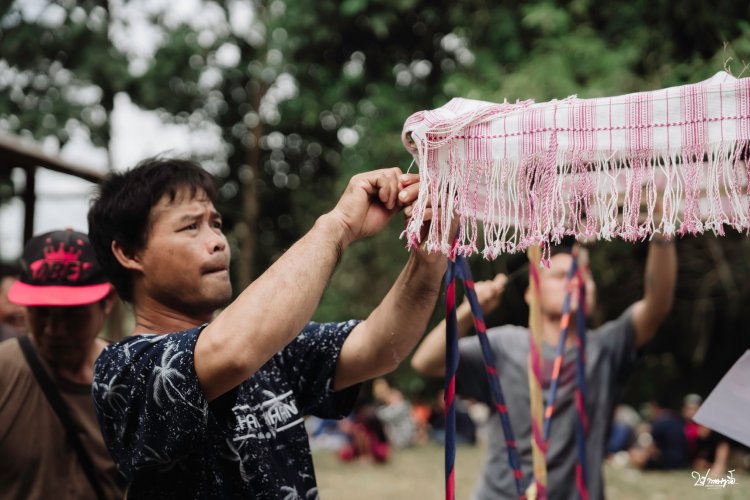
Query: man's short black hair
549 236 577 258
88 157 218 302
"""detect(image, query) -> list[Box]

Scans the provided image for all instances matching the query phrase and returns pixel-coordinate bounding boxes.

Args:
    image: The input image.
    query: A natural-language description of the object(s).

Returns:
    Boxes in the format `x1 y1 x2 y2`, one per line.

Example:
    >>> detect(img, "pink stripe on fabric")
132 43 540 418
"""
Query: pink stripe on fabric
568 99 597 152
679 82 709 235
521 107 546 156
738 79 750 140
446 114 750 139
681 81 708 148
626 92 653 151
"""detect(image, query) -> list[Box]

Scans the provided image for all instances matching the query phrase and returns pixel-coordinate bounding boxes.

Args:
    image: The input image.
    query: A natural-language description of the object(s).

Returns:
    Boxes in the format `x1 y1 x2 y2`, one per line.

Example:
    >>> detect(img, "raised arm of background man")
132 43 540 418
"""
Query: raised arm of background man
412 236 677 378
196 169 445 401
630 235 677 348
411 273 507 377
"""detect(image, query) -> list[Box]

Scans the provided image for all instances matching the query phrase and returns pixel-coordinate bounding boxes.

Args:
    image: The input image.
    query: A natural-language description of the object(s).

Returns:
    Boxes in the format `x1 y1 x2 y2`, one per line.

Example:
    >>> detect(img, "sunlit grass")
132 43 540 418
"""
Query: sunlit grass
314 442 749 499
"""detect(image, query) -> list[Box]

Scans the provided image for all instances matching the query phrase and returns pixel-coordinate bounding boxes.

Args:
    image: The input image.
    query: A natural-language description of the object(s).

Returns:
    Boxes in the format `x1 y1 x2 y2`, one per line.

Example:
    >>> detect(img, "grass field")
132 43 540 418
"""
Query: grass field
313 443 748 499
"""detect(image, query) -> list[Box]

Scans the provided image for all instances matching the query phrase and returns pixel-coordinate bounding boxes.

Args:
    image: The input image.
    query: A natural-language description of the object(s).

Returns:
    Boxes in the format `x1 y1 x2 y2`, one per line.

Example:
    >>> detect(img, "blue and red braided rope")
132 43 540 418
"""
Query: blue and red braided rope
443 254 590 500
443 262 459 500
542 251 580 441
444 257 526 500
573 264 589 500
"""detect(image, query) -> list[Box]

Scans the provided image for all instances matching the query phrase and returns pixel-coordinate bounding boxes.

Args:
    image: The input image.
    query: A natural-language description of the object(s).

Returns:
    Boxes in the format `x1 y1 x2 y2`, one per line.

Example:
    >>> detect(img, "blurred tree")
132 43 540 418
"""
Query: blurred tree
2 0 749 402
0 1 131 161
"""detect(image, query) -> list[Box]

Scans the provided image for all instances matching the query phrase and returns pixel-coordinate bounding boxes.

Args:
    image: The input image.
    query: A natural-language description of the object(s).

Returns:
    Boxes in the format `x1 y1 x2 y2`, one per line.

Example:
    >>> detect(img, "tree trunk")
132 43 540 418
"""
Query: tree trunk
238 85 265 289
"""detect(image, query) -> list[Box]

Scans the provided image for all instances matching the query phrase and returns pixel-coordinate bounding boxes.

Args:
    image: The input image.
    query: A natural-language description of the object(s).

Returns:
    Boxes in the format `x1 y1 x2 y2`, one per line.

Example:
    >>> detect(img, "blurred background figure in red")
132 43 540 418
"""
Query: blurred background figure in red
338 399 390 464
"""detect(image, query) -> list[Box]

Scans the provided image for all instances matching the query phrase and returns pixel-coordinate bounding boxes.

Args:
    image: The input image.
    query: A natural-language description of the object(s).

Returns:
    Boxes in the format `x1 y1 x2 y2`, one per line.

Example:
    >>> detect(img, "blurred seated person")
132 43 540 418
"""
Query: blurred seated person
410 394 433 445
428 389 477 446
682 393 731 475
372 377 416 448
629 396 688 470
0 263 26 341
607 404 641 455
338 400 390 464
306 416 349 452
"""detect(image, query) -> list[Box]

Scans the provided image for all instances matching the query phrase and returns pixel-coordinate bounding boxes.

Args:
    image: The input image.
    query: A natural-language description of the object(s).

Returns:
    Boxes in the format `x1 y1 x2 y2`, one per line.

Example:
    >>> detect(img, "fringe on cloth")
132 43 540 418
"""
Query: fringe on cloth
401 71 750 260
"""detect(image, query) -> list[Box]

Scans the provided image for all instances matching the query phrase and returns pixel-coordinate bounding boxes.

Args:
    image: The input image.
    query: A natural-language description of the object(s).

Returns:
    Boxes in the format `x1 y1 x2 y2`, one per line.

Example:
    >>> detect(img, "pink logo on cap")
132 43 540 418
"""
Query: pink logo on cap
29 237 92 283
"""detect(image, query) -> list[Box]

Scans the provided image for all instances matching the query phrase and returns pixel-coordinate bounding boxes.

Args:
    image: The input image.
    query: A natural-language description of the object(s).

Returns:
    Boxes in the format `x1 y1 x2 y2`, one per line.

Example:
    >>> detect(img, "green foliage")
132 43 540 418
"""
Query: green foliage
0 2 130 149
2 0 750 401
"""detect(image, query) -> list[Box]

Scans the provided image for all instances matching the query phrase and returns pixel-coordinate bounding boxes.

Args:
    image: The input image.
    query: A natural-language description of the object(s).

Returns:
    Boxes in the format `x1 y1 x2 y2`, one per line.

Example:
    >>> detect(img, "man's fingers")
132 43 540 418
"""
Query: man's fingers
493 273 508 290
398 173 420 190
398 182 420 207
370 167 402 210
378 180 394 209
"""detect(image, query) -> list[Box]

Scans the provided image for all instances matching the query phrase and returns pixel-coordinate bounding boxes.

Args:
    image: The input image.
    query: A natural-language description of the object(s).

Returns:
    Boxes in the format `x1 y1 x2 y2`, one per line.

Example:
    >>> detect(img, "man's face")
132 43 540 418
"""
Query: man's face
0 276 26 330
28 299 110 366
531 253 596 319
137 187 232 318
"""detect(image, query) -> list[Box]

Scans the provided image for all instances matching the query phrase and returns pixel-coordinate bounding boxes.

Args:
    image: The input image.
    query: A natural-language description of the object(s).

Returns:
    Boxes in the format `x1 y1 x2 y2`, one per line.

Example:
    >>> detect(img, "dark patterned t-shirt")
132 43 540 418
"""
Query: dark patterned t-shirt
92 321 360 499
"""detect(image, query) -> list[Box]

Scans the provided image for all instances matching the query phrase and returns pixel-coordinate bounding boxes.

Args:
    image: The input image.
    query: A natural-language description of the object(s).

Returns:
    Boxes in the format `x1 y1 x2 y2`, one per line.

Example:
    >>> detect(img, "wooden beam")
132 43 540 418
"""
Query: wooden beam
0 134 104 183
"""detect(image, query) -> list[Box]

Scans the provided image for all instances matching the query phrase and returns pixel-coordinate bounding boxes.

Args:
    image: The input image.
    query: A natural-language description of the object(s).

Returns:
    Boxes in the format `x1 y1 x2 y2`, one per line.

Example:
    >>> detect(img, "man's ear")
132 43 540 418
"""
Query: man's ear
111 240 143 272
523 286 531 306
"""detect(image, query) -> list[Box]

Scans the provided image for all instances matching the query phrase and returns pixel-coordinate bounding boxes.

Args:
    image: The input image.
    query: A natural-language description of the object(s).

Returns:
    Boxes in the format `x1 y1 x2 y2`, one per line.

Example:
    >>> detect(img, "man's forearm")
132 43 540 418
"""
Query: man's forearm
643 236 677 313
334 252 446 390
197 212 350 401
410 299 474 377
632 235 678 347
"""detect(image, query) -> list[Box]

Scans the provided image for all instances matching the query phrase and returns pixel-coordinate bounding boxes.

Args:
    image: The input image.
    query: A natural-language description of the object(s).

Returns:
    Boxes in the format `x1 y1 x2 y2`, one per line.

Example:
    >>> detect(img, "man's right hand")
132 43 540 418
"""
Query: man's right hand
327 168 417 247
411 272 508 378
470 273 508 315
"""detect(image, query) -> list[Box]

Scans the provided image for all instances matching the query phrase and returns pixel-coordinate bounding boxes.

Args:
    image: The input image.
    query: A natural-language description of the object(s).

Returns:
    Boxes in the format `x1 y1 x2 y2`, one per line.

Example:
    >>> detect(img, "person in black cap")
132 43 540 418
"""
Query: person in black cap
0 229 126 499
412 239 677 500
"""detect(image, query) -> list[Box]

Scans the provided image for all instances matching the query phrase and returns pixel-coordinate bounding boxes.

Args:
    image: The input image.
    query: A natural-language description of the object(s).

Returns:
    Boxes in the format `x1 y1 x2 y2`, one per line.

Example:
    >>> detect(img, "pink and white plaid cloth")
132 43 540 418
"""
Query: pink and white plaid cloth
402 71 750 259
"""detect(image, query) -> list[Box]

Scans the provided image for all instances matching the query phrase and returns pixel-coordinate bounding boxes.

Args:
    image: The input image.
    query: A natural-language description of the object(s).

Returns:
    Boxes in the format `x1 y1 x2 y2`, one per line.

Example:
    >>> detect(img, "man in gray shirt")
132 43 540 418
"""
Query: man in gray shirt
412 239 677 500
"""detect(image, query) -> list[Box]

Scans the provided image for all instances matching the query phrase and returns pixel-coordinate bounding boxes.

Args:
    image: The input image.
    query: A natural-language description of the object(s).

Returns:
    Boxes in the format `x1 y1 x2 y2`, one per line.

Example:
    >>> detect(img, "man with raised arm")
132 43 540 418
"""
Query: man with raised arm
87 157 446 498
411 240 677 500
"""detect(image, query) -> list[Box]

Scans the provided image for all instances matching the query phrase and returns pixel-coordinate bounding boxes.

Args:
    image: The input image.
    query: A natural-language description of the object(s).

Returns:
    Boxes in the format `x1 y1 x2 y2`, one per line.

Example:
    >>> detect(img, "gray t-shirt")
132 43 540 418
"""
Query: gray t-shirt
456 308 635 500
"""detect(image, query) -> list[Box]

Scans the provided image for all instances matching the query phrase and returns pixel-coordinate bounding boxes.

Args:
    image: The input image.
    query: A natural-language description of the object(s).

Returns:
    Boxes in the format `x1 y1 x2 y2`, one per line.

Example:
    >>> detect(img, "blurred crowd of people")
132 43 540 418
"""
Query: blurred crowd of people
306 377 488 464
607 393 745 476
307 374 750 480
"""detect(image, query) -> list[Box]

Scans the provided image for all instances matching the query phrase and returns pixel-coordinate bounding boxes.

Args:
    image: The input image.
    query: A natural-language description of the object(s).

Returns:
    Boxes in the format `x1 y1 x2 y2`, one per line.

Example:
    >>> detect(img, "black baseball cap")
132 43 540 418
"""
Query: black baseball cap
8 229 112 306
